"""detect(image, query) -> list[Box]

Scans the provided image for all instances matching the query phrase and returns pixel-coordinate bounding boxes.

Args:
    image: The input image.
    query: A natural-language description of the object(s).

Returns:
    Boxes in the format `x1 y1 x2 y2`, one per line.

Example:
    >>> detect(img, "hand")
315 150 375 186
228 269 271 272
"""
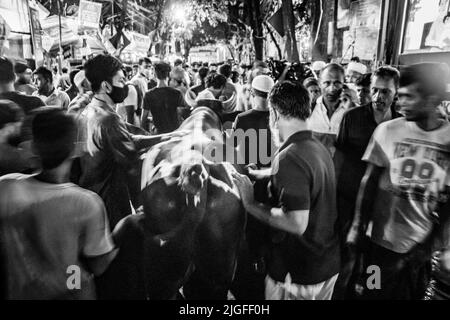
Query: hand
346 225 362 250
232 172 255 208
245 163 258 176
441 249 450 272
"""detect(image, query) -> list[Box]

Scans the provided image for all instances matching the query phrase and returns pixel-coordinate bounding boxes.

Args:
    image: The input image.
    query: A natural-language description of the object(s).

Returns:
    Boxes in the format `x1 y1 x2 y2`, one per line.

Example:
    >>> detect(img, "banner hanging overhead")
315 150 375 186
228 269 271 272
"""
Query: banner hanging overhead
78 0 103 30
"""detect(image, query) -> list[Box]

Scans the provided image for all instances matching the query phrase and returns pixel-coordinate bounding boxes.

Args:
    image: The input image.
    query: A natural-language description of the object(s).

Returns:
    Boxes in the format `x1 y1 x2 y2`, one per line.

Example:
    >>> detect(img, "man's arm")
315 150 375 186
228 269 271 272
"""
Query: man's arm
85 249 118 276
82 195 118 276
346 164 383 246
141 93 151 130
232 172 309 236
334 112 350 179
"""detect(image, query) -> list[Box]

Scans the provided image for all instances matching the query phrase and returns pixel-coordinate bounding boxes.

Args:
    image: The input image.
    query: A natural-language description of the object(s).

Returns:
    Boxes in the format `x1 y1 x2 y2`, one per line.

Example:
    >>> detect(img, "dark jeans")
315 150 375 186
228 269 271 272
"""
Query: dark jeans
361 241 430 300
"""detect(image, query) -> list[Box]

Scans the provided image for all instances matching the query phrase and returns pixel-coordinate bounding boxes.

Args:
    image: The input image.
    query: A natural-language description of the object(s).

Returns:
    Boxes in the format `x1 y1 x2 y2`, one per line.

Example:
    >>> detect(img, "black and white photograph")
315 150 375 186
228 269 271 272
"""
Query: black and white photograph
0 0 449 312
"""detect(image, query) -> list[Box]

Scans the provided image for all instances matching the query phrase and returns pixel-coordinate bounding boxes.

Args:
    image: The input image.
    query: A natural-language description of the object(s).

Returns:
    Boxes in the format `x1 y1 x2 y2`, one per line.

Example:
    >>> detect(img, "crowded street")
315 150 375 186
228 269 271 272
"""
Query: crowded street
0 0 450 304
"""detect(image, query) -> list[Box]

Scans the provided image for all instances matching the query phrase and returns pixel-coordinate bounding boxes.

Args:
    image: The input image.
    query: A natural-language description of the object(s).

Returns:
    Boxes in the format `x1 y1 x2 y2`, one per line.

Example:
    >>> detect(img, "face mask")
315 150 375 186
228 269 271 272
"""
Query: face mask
107 83 129 104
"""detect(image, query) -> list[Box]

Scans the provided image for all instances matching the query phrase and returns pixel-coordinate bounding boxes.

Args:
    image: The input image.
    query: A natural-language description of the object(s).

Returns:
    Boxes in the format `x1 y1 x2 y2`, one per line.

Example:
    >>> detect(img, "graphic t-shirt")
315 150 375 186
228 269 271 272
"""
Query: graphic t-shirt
363 118 450 253
0 174 114 299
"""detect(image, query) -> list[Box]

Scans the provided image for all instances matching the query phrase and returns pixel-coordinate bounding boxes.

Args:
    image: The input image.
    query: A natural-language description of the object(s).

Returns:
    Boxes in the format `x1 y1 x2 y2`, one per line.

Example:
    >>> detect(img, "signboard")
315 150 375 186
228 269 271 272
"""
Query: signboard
0 0 30 34
340 0 382 60
78 0 103 30
30 8 42 52
131 32 150 53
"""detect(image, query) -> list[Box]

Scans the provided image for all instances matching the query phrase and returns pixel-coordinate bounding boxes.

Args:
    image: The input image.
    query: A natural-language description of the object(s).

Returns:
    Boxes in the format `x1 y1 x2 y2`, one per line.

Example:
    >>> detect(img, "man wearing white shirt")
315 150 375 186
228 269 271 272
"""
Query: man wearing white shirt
308 63 346 154
33 67 70 110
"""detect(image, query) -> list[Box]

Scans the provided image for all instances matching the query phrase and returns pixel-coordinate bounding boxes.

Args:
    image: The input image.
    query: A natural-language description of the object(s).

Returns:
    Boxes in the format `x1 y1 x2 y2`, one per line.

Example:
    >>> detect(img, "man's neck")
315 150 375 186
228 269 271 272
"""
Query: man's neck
322 97 340 116
93 93 115 109
372 104 393 124
0 83 16 94
35 161 72 184
279 119 309 144
157 79 168 88
40 85 54 97
253 101 268 111
416 113 444 132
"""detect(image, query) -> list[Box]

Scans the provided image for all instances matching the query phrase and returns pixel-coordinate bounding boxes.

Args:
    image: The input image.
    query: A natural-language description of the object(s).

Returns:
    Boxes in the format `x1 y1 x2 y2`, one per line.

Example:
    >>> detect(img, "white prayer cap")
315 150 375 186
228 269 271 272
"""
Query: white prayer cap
74 70 86 89
347 62 367 75
312 61 327 71
251 75 275 93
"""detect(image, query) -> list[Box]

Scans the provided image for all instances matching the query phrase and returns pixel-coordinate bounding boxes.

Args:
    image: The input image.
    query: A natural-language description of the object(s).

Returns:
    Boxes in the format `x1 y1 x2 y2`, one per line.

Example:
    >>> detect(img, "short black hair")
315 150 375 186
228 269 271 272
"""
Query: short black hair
0 57 16 84
231 71 239 83
139 57 151 66
218 64 232 78
69 69 80 86
154 62 171 80
355 73 372 88
205 73 227 89
269 81 311 121
321 63 345 77
373 66 400 88
350 56 361 63
174 58 183 67
84 54 122 92
62 67 68 73
198 67 209 80
399 63 449 102
32 108 77 170
34 66 53 83
0 99 23 129
14 62 29 74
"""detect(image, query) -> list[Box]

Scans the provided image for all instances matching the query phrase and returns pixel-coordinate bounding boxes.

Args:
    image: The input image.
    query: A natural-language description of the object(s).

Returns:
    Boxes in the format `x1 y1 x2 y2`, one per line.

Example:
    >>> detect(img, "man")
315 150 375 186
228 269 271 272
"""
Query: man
232 81 340 300
347 63 450 300
0 100 33 176
169 66 189 97
303 77 321 111
14 62 35 95
185 67 209 107
196 73 227 101
67 70 93 114
77 54 139 228
131 57 152 99
141 62 186 133
308 63 346 154
33 66 70 110
57 67 71 90
355 73 372 106
333 66 402 299
230 74 276 300
0 58 45 116
132 64 139 78
233 75 276 168
65 69 80 101
0 58 45 145
346 61 367 84
0 108 117 299
311 61 327 79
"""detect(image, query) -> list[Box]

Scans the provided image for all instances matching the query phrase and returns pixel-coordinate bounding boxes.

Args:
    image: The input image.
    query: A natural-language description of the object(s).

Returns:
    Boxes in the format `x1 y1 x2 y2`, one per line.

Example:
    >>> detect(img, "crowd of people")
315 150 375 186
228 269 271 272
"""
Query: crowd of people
0 50 449 300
